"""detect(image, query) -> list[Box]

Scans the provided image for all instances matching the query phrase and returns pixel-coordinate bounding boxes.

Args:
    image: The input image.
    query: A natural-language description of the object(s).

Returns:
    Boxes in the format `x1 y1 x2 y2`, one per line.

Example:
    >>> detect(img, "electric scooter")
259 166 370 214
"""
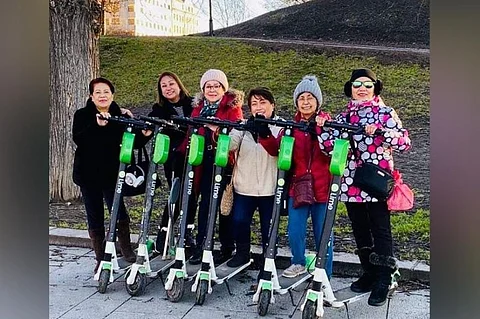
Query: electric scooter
182 117 255 305
94 115 153 294
124 117 180 296
299 122 400 319
251 117 317 316
162 117 206 302
168 116 254 305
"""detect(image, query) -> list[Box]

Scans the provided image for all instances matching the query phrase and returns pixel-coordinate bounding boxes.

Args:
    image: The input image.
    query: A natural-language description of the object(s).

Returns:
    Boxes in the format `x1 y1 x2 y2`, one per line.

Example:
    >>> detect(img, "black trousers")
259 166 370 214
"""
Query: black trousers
196 150 234 252
158 151 197 229
345 201 393 257
80 186 128 230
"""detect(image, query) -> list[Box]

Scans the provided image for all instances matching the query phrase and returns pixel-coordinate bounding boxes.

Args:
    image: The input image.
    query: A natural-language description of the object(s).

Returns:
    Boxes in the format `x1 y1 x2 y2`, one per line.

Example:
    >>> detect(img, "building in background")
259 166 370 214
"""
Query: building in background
105 0 198 36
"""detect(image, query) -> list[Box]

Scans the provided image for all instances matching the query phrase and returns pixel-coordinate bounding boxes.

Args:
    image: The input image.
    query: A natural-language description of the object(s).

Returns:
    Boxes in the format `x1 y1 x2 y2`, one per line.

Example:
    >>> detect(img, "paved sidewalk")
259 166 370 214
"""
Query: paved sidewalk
49 245 430 319
49 227 430 283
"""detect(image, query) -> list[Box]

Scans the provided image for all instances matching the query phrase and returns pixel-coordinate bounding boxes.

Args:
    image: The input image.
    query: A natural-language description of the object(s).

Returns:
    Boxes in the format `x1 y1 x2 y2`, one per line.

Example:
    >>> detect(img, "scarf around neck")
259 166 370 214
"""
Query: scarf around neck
347 95 384 112
199 98 221 117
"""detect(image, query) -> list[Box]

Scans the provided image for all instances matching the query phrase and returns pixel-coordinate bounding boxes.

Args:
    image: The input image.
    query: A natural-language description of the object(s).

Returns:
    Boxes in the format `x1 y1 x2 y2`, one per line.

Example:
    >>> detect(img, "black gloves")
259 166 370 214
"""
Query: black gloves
244 115 256 134
254 114 272 138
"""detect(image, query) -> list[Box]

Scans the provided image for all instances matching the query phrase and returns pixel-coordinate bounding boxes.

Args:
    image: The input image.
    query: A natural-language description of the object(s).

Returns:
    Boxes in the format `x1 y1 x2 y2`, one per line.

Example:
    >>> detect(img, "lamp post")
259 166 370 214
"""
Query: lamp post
208 0 213 36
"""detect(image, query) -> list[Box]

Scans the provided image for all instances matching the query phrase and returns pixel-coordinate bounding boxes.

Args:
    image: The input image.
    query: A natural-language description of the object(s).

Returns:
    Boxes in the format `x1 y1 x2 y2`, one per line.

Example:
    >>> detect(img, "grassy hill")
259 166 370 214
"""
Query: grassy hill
208 0 430 48
100 36 429 119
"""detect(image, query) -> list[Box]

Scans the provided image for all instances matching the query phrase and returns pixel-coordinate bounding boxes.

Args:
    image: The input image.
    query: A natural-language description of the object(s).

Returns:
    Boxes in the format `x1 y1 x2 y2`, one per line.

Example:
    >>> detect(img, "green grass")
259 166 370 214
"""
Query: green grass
100 36 429 119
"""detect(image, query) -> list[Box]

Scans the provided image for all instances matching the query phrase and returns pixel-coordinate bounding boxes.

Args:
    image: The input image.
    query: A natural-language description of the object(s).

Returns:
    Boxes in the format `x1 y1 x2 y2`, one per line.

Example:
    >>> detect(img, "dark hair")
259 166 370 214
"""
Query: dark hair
344 69 383 97
157 71 191 106
247 87 276 107
89 77 115 95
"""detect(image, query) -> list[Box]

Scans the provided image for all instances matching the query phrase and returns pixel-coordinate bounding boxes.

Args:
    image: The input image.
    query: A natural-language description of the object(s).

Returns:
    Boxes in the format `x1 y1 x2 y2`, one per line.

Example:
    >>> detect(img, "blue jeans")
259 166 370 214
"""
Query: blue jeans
231 193 274 251
287 197 334 278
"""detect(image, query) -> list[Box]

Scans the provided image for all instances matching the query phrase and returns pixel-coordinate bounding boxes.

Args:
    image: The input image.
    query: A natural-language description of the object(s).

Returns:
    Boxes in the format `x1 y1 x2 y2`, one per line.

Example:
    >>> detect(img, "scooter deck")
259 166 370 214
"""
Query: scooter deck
327 286 369 307
146 256 176 278
114 257 133 272
184 262 202 281
277 272 312 295
214 259 253 285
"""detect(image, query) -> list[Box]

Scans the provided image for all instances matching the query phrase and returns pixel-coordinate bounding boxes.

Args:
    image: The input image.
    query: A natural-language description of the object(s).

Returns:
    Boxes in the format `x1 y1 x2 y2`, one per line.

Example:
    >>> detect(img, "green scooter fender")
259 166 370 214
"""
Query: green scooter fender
188 134 205 166
119 131 135 164
153 133 170 164
277 136 294 171
215 134 230 168
329 139 349 176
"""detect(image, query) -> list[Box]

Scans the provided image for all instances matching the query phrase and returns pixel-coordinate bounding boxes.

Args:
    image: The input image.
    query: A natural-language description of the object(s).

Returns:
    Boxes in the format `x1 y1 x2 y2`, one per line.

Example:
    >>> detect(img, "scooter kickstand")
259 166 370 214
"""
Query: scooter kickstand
225 279 233 296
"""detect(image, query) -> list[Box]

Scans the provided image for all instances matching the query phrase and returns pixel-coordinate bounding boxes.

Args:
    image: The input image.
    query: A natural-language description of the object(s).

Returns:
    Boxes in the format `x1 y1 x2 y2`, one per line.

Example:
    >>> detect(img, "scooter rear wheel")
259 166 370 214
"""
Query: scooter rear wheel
97 269 110 294
166 277 185 302
125 271 146 296
195 280 208 305
302 299 320 319
257 289 271 316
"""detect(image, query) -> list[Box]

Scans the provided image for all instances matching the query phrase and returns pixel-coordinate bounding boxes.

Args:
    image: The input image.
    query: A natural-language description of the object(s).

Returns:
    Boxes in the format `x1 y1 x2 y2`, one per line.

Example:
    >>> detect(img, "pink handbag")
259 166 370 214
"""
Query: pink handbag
387 170 414 211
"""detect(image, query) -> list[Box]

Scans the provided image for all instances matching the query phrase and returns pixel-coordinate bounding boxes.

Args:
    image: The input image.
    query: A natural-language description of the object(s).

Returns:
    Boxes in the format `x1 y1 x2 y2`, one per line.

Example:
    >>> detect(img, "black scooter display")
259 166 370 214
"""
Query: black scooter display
124 117 180 296
94 116 153 294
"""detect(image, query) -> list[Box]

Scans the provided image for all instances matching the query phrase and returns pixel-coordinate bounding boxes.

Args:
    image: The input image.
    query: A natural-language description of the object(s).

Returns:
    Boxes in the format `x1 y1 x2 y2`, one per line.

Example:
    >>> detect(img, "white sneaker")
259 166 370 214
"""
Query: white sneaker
282 264 307 278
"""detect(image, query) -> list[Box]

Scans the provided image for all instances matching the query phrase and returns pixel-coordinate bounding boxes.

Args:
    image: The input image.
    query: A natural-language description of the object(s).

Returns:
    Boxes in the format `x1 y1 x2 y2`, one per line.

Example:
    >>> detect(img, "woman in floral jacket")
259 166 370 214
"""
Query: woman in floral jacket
317 68 411 307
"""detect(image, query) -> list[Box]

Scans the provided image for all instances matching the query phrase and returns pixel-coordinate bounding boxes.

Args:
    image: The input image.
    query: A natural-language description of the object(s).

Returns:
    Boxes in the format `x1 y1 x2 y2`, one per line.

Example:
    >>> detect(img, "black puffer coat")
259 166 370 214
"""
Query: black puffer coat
72 99 146 188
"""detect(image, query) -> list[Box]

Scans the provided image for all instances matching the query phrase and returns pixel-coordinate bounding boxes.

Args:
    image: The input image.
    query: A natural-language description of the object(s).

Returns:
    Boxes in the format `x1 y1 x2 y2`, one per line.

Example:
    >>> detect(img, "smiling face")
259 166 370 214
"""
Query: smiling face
351 76 375 101
296 92 318 119
91 83 113 111
203 80 225 103
250 94 274 119
160 75 181 103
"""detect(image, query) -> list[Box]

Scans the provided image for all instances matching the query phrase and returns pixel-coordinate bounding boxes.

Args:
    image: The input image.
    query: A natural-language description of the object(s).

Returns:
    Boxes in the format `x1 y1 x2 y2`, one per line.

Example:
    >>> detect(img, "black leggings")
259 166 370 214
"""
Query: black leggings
345 201 393 257
80 186 128 230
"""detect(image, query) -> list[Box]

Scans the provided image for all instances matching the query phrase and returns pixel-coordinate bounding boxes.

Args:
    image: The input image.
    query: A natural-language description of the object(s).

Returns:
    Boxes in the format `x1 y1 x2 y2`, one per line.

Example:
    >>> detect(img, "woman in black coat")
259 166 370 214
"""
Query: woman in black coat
146 72 197 252
72 77 148 272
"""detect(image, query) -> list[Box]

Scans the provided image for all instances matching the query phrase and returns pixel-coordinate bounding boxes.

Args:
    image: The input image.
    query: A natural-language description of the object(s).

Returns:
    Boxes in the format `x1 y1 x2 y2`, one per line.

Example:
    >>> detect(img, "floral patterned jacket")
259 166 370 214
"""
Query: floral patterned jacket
318 96 411 202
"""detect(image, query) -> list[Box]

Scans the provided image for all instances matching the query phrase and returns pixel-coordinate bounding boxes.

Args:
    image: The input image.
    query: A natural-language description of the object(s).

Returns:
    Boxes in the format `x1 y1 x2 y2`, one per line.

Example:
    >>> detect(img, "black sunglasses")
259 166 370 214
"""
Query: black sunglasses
351 80 375 89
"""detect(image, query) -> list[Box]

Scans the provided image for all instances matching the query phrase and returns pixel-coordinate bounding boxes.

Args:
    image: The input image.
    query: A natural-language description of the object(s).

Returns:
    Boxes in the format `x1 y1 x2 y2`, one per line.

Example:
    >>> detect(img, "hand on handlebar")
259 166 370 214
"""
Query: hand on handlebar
315 114 329 127
254 114 272 138
364 124 378 136
96 112 110 126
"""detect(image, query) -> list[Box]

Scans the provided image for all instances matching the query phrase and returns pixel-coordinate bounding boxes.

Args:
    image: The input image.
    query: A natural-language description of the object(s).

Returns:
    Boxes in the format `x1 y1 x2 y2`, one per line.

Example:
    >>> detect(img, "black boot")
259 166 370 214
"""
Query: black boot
368 253 398 306
116 219 136 263
214 247 234 265
350 247 375 293
227 243 250 267
88 228 105 273
155 229 167 253
189 246 203 265
184 227 196 249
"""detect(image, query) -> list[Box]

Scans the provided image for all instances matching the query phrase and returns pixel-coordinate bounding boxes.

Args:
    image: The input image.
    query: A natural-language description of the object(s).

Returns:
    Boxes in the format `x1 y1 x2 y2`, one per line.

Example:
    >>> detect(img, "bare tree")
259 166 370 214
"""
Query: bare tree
212 0 248 28
264 0 311 10
50 0 102 201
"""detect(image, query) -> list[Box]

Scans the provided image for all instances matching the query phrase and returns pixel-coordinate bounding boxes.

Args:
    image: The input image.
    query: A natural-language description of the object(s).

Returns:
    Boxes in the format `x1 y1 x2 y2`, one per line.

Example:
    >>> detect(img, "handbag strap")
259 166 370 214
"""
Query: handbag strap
345 112 359 163
307 136 314 172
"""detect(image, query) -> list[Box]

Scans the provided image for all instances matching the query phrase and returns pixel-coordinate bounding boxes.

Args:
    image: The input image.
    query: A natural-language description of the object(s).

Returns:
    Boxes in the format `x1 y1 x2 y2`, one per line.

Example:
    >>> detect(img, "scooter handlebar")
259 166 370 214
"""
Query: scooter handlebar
138 115 178 129
170 115 247 130
98 115 153 130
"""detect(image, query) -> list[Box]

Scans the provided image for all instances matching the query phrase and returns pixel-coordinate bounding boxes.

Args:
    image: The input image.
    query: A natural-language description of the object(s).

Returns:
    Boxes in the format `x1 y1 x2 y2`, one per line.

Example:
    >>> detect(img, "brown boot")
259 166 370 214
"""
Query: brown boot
88 228 105 273
116 219 136 263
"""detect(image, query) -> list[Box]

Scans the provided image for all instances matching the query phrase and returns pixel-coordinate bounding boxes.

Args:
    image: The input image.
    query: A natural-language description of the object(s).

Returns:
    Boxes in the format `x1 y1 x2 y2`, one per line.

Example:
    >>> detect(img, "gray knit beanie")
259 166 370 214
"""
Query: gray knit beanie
200 69 229 92
293 75 323 107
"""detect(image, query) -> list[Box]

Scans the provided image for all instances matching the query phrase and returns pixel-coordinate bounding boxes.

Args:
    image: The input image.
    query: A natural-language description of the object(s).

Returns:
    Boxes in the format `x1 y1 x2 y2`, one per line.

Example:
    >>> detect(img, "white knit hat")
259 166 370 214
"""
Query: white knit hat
293 75 323 107
200 69 229 92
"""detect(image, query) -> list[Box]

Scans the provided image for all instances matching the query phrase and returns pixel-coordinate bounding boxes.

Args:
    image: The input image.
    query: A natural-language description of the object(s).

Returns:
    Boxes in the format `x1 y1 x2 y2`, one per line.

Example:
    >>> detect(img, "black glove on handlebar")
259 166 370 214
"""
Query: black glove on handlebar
244 115 257 134
254 114 272 138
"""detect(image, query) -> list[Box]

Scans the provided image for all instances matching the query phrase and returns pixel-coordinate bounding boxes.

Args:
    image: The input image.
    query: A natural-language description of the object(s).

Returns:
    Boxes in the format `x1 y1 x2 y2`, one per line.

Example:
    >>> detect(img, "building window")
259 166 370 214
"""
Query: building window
128 18 135 25
128 4 134 12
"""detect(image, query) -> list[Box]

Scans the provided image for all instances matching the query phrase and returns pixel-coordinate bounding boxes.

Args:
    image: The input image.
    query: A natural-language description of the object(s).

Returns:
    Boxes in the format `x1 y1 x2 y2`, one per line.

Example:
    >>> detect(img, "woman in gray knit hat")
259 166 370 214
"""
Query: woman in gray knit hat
259 75 334 279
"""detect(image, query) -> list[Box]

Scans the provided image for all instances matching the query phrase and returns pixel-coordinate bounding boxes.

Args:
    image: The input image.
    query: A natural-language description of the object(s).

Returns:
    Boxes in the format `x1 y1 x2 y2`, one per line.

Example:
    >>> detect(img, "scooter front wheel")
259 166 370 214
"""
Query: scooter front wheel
302 299 320 319
125 271 147 296
166 277 185 302
257 289 271 316
97 269 110 294
195 280 208 305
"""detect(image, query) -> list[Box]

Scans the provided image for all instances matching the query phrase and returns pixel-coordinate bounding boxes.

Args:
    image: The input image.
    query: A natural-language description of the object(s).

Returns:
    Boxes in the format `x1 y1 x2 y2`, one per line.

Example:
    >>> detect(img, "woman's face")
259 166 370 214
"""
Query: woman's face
351 76 375 101
250 95 274 119
91 83 113 111
296 92 317 119
203 80 225 103
160 75 181 103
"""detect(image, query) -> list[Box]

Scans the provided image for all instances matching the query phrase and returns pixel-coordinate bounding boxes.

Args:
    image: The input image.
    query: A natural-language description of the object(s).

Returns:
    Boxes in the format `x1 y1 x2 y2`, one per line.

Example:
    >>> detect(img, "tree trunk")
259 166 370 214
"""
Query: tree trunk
49 0 101 201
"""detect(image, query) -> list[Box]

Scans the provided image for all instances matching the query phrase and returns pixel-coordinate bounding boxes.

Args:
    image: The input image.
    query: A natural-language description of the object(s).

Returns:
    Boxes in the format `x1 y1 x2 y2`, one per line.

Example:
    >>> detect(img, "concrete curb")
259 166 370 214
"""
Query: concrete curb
49 227 429 283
